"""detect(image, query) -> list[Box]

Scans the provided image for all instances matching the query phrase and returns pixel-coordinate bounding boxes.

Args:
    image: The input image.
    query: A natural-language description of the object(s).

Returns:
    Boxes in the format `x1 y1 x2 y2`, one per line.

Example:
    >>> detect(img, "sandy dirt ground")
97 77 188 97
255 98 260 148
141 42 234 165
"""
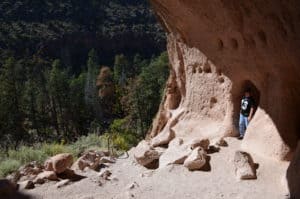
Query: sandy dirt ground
23 138 289 199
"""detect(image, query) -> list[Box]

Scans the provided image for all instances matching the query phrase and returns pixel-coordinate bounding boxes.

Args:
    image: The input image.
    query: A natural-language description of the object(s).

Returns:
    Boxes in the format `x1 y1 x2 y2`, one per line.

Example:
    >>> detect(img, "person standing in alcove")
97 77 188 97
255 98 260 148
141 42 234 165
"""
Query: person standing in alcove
239 88 255 140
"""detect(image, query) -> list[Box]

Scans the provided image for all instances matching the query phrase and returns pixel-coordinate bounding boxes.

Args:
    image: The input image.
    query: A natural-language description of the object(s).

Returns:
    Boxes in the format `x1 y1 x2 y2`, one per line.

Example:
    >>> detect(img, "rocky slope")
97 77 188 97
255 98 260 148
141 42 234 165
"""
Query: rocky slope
134 0 300 197
2 0 299 198
6 138 290 199
149 0 300 161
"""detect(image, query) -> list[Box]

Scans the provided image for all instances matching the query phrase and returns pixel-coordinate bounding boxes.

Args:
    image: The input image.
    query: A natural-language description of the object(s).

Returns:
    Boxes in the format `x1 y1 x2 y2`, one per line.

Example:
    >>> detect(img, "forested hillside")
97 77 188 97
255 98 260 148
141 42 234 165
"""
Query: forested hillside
0 0 165 67
0 0 168 154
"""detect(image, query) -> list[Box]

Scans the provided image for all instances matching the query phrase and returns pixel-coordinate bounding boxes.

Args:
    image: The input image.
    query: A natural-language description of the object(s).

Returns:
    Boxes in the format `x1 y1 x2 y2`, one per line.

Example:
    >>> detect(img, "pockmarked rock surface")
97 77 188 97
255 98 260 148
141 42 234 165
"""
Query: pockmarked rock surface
134 1 299 196
148 0 300 162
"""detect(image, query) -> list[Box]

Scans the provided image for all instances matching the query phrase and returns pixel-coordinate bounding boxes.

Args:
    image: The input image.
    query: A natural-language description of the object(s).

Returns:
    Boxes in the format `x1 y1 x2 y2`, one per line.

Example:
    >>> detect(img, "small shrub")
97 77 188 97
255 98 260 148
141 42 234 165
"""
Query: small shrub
0 159 21 178
8 146 47 164
106 119 140 151
71 134 107 157
41 143 73 157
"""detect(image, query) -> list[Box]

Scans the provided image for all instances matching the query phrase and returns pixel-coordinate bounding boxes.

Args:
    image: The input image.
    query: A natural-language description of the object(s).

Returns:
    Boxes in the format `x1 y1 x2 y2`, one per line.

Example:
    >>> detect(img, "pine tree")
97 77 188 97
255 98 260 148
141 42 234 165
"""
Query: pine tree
47 59 70 139
125 52 169 137
0 57 26 148
84 49 102 121
113 54 129 85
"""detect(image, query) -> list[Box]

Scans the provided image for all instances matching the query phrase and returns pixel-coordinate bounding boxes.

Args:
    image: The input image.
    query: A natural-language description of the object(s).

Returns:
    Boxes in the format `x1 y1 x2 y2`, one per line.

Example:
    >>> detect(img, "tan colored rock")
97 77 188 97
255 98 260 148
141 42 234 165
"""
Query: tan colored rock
6 171 21 184
33 178 45 185
150 129 175 147
55 179 71 189
18 180 35 190
149 0 300 161
233 151 256 180
159 138 192 168
19 162 43 175
45 153 73 174
126 182 139 190
98 169 112 180
72 159 88 171
35 171 58 181
72 151 103 171
241 109 290 160
287 141 300 199
215 138 228 147
189 139 210 150
134 140 162 167
44 159 53 171
183 147 206 171
15 161 44 183
100 156 116 164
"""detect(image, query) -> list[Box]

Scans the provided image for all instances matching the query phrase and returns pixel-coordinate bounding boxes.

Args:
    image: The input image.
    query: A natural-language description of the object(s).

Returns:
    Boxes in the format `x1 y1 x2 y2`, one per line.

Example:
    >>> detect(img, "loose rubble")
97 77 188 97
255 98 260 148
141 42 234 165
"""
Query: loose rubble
4 150 117 192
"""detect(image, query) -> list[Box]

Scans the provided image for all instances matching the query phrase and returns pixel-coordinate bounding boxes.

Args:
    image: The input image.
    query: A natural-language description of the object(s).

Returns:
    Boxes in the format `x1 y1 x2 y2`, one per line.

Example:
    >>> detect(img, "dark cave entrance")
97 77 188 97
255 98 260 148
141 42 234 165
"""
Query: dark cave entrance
233 80 261 133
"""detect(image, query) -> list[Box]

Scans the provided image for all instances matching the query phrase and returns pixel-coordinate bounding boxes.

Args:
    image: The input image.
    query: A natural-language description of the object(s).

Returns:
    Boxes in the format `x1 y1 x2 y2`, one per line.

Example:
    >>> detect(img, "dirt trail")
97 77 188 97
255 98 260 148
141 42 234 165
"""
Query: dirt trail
24 138 289 199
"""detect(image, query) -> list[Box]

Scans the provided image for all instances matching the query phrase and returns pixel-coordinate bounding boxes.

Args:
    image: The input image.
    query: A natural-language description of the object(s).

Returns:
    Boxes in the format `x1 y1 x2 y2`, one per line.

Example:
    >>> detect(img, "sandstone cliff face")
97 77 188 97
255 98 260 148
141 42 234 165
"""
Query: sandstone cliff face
149 0 300 161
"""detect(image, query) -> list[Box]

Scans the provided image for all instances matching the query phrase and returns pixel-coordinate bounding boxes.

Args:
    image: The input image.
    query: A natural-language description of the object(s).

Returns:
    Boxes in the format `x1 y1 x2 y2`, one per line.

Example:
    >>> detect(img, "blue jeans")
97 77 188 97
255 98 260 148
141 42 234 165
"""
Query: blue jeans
239 114 249 137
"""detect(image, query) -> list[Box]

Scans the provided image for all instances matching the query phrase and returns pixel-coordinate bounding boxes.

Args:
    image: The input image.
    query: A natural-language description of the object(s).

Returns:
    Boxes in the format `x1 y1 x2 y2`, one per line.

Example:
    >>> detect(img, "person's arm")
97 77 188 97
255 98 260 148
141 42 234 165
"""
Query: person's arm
248 107 254 121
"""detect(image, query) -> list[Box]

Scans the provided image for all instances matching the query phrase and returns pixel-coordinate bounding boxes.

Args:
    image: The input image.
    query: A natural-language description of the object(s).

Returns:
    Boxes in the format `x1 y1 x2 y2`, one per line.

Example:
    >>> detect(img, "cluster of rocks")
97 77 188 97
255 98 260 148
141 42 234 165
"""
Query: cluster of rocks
6 150 116 191
134 137 257 180
134 137 212 171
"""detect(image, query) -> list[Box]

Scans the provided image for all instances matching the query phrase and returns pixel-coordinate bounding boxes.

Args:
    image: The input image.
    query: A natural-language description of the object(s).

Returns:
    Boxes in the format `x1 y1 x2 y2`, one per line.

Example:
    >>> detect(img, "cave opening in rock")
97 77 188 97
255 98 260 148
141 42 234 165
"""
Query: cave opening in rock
233 80 261 132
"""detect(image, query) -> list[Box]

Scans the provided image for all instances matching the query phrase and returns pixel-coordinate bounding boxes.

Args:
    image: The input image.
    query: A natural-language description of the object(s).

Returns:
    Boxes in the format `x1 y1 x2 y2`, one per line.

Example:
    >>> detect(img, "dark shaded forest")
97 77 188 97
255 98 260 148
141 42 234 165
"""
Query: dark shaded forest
0 0 168 151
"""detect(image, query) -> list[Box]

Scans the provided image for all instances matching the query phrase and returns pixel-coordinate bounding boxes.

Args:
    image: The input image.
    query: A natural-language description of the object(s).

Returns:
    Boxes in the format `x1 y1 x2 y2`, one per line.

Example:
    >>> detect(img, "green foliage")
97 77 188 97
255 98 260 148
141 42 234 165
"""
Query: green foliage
0 57 26 148
85 49 102 120
0 133 109 177
0 0 165 67
40 143 73 158
8 146 47 164
124 52 169 136
106 119 139 151
0 159 21 178
0 1 169 175
113 54 129 85
70 134 107 156
0 50 169 151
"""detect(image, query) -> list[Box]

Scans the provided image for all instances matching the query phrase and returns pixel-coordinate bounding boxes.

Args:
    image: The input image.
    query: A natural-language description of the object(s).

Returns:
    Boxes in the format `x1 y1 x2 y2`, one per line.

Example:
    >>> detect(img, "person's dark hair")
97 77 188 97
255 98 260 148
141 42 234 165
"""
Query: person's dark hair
245 87 251 93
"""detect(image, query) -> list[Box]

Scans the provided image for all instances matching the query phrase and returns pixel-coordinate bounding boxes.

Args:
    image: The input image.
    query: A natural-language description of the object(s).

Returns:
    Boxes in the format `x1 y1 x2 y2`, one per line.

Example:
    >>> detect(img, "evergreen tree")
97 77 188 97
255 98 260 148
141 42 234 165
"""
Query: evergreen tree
47 59 70 139
69 72 91 137
84 49 100 113
125 52 169 136
0 57 26 148
113 54 129 85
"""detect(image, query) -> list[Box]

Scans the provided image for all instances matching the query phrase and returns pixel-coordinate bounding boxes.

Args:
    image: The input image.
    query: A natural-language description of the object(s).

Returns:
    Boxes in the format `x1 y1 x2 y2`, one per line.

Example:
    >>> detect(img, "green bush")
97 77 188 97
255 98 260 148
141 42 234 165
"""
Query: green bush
0 159 21 178
8 146 47 164
40 143 73 157
0 134 111 177
106 119 140 151
70 134 107 157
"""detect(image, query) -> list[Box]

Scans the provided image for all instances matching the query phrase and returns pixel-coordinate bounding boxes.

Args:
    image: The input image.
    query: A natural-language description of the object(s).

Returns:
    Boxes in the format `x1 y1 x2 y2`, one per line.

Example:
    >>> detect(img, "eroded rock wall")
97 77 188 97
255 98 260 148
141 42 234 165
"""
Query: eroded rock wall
149 0 300 160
